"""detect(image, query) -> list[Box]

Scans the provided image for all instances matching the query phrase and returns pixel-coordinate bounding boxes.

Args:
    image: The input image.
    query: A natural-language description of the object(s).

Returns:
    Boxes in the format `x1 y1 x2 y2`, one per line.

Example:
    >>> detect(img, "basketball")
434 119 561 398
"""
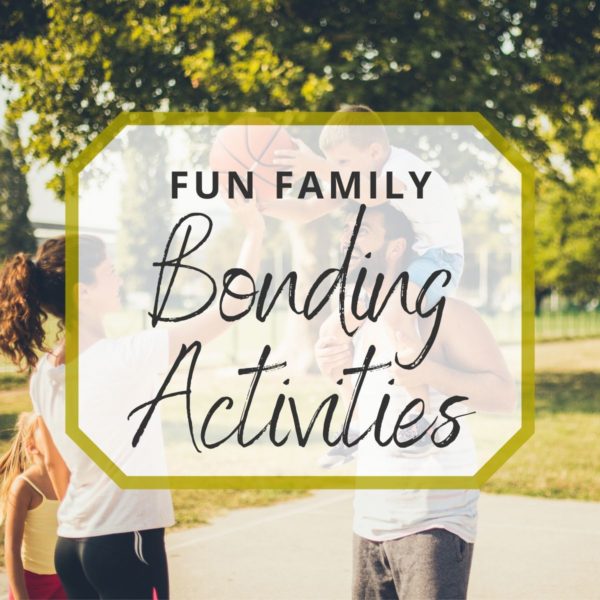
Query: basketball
209 118 296 199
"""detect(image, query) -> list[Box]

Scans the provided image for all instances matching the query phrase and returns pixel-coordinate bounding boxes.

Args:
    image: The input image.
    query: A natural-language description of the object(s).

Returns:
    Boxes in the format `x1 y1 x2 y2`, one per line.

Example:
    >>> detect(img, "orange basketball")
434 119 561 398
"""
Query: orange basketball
209 118 296 199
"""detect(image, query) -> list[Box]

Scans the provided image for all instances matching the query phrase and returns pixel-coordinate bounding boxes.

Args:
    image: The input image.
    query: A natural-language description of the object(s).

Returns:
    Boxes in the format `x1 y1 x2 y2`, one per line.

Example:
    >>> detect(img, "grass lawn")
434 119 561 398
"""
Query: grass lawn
482 339 600 500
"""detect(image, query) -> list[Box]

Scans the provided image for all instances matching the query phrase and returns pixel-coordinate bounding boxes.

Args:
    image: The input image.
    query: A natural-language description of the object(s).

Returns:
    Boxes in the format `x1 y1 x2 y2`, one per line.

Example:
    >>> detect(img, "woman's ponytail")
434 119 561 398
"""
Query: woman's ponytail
0 253 47 370
0 238 65 371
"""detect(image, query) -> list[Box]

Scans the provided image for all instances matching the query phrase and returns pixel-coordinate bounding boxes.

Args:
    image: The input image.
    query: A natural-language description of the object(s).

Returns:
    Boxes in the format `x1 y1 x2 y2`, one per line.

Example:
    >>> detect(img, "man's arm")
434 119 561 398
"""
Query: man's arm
392 299 516 413
315 334 354 383
315 297 367 401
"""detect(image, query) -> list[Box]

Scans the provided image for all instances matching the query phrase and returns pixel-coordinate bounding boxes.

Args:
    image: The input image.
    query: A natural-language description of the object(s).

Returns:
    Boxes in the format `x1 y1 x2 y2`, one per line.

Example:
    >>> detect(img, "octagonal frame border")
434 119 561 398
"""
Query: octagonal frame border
64 111 535 490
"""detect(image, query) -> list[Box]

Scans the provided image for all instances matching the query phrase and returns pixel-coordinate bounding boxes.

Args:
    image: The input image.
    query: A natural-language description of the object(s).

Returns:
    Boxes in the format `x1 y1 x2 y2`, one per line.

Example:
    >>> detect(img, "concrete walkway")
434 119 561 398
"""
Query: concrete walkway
2 491 599 599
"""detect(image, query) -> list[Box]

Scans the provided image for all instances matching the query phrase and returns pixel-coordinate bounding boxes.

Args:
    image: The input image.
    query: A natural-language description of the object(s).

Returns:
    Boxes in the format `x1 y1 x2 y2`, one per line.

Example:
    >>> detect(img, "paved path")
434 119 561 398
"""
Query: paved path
2 492 599 599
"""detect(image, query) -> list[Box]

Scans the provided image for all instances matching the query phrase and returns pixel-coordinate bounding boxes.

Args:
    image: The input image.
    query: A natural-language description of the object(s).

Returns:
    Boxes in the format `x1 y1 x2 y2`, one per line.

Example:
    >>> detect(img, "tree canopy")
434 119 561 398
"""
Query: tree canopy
0 121 36 259
1 0 598 301
1 0 598 194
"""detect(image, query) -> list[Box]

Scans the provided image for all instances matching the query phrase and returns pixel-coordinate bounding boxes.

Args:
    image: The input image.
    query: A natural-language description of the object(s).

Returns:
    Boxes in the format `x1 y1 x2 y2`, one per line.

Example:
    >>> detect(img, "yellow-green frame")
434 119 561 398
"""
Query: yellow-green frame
65 111 535 490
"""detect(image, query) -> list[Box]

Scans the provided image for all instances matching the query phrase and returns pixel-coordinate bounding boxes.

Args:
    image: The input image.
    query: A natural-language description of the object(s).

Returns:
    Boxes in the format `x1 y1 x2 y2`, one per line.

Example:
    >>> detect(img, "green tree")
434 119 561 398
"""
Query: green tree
1 0 599 304
1 0 598 195
536 125 600 309
0 0 47 42
116 127 171 300
0 121 36 259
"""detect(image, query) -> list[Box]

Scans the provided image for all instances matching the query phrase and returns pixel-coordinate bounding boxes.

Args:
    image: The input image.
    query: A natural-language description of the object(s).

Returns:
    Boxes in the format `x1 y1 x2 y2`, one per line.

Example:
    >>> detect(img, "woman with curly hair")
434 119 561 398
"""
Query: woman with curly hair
0 197 265 598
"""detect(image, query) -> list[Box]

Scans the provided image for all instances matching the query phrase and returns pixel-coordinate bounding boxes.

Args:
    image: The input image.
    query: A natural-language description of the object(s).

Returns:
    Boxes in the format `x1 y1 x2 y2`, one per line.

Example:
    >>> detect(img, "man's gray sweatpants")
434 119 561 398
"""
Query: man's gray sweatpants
353 529 474 600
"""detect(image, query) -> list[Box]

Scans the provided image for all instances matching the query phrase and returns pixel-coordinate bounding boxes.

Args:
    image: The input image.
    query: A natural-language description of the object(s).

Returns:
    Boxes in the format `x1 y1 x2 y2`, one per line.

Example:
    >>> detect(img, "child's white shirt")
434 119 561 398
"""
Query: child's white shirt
383 146 463 256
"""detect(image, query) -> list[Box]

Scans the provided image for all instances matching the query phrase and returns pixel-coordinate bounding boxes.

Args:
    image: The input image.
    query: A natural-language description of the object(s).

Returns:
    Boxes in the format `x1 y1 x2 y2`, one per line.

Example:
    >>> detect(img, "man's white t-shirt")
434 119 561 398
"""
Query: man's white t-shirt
351 320 478 544
383 146 464 256
30 329 175 538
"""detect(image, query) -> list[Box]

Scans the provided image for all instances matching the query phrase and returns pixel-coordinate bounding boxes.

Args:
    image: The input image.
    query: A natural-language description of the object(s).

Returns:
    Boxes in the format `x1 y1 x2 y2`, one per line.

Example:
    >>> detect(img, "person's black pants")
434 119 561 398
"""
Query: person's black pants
55 528 168 599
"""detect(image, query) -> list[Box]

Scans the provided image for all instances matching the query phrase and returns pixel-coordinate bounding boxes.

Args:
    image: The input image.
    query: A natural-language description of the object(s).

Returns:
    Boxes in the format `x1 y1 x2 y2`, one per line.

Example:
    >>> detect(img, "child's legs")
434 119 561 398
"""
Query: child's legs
407 249 464 310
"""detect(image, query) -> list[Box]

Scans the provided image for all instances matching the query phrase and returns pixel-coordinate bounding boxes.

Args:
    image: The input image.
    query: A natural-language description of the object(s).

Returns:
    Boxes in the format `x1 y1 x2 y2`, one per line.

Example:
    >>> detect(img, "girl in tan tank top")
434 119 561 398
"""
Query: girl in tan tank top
0 412 66 600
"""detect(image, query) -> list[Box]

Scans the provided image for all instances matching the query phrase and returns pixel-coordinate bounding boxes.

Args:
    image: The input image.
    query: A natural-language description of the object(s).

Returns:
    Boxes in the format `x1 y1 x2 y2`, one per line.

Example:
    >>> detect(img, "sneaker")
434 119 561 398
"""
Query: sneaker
394 416 437 457
318 428 361 469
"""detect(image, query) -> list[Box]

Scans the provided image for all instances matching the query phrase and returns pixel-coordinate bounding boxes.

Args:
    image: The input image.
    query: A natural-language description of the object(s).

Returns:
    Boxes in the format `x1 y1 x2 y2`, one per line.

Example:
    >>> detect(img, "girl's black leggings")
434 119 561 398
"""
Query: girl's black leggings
55 528 169 599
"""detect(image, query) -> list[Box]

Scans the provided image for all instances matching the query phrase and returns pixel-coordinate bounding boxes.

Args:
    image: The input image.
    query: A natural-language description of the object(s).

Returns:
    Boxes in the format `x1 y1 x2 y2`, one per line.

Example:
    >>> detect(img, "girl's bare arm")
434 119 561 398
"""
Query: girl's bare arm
5 479 32 600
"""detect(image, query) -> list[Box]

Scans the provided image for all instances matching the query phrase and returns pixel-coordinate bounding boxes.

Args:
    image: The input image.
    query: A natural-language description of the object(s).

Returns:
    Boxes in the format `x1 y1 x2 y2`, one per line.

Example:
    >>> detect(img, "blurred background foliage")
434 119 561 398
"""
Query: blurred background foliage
0 0 598 308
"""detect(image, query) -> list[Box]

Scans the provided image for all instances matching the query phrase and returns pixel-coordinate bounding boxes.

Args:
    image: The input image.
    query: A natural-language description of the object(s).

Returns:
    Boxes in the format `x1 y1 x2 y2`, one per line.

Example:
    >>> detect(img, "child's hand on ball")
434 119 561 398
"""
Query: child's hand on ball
273 137 328 182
